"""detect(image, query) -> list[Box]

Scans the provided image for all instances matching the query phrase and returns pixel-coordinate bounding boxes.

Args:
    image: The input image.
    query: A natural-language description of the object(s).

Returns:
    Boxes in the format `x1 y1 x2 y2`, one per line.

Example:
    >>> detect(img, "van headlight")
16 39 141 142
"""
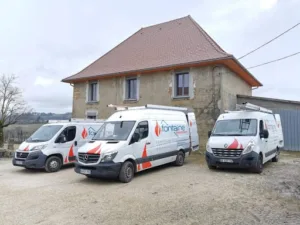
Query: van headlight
30 145 47 151
206 143 213 153
242 141 255 155
101 152 118 162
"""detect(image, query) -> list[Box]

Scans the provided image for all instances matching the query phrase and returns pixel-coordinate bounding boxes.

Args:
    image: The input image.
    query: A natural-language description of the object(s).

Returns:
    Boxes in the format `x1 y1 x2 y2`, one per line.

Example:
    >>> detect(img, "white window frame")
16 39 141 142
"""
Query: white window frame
172 70 194 99
85 110 98 119
86 81 99 103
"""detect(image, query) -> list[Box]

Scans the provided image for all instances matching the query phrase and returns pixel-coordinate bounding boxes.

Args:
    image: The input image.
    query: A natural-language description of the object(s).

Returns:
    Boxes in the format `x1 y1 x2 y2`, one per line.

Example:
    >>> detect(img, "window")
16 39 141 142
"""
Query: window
175 73 189 97
86 110 98 119
133 121 149 141
212 119 257 136
93 121 136 141
88 81 98 102
56 126 76 143
125 78 137 100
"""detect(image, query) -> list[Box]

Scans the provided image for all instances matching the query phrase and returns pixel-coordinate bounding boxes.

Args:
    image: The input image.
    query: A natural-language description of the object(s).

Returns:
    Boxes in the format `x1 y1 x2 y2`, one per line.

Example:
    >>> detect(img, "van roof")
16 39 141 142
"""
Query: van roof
43 122 104 126
218 111 275 120
107 109 187 121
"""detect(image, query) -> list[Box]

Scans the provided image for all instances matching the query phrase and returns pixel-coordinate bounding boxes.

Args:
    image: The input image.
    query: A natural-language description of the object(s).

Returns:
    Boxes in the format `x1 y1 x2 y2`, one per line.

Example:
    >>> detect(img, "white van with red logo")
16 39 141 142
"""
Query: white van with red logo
74 104 199 183
206 103 284 173
12 119 104 172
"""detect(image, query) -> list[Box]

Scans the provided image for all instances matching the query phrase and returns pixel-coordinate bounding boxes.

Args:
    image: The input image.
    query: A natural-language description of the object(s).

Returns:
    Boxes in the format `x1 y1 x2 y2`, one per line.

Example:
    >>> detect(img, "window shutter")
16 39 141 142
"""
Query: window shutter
122 77 126 100
97 81 100 101
136 76 140 100
189 73 194 99
85 82 89 103
171 71 176 98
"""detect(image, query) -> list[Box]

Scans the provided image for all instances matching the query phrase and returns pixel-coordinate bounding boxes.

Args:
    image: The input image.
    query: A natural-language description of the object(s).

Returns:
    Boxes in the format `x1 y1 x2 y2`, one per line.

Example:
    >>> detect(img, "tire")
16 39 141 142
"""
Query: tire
119 161 134 183
252 154 263 174
174 151 185 166
272 149 280 162
207 164 217 170
45 156 62 173
86 175 96 179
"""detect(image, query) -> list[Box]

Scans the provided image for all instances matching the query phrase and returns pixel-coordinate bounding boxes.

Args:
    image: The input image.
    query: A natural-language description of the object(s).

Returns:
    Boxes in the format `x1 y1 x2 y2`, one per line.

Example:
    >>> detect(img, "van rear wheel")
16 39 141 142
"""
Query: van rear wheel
174 151 185 166
272 149 280 162
45 156 62 173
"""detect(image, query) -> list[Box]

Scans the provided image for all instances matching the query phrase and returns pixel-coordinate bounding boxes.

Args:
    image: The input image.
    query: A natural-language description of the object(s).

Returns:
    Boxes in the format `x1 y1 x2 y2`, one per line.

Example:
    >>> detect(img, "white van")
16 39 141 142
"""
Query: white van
206 103 284 173
74 104 199 183
12 119 104 172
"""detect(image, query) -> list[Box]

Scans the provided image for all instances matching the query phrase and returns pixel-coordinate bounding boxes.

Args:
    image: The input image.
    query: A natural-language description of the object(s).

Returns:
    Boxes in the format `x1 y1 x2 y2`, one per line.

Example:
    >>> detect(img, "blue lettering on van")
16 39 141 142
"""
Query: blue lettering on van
160 120 187 136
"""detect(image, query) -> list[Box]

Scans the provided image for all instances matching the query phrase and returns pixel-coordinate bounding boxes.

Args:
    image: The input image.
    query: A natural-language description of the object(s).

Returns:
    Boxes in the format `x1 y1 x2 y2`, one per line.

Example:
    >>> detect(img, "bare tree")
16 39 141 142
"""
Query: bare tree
0 74 30 147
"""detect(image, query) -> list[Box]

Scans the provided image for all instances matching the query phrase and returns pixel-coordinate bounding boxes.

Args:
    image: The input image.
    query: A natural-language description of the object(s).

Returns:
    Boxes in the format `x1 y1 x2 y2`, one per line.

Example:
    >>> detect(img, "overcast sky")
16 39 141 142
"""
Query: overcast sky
0 0 299 113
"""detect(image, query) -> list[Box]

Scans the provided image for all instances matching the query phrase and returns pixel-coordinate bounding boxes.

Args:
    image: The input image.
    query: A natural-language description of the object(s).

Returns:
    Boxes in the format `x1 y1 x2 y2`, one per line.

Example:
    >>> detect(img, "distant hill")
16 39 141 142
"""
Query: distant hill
17 112 72 124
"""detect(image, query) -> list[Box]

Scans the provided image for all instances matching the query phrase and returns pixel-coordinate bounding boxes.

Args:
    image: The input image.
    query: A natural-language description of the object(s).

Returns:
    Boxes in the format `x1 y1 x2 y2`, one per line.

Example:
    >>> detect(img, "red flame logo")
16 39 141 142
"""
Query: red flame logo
23 145 29 151
154 121 162 137
189 121 192 127
227 138 243 149
82 128 88 139
87 144 101 154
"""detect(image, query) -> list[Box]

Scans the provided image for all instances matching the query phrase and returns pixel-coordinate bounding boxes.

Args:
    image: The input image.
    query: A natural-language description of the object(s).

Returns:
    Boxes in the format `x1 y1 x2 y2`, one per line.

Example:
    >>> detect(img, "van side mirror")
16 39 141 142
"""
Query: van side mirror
130 133 140 144
57 134 67 143
208 131 212 138
260 130 269 139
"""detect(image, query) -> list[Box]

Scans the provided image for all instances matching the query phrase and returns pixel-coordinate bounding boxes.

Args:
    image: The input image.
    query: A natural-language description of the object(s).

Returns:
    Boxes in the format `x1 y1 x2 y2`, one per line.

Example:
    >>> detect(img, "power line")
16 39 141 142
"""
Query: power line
247 51 300 69
238 22 300 60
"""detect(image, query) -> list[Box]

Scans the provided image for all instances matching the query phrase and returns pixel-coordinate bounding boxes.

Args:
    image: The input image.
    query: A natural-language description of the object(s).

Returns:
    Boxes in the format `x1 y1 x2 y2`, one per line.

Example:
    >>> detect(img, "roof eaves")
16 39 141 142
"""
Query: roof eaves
232 57 263 87
62 56 233 83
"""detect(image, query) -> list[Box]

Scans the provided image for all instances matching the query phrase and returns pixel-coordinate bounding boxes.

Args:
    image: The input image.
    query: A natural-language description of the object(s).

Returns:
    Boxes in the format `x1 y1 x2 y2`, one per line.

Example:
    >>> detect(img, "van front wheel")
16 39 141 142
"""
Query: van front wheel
175 151 185 166
119 161 134 183
45 156 62 173
251 154 263 174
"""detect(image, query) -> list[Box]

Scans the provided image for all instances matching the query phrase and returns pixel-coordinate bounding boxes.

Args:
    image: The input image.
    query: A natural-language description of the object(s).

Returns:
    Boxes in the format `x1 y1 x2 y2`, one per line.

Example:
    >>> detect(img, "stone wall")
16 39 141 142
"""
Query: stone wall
71 65 251 151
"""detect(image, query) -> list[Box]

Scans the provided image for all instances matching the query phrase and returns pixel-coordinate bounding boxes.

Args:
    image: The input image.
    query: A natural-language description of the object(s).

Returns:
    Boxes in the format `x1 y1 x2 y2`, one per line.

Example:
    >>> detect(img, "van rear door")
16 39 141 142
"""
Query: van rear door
274 114 284 149
187 112 199 151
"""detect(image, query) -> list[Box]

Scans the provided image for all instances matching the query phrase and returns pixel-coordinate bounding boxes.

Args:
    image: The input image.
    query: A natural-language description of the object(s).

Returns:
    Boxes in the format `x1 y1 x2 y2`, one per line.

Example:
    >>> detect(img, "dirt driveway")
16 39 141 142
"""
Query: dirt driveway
0 152 300 225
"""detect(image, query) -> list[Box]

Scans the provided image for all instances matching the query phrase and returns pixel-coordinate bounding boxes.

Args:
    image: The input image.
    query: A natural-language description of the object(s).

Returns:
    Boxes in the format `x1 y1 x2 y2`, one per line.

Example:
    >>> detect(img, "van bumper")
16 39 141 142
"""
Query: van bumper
74 162 122 178
12 151 47 169
205 151 259 169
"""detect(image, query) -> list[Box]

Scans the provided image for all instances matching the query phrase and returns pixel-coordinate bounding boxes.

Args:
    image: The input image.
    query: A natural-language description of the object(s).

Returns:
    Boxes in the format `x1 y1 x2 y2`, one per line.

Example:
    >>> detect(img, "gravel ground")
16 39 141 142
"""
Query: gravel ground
0 152 300 225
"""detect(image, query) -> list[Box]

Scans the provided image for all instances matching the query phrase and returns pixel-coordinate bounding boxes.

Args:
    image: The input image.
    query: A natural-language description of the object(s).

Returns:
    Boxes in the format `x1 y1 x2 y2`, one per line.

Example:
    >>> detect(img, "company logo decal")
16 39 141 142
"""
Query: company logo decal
154 120 187 137
226 138 243 149
87 144 102 154
23 145 29 151
82 128 88 139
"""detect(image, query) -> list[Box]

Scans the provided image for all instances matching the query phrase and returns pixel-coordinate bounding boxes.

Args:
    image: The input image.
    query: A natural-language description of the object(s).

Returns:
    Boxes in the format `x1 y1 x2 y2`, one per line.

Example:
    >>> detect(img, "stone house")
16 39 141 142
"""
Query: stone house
62 15 262 149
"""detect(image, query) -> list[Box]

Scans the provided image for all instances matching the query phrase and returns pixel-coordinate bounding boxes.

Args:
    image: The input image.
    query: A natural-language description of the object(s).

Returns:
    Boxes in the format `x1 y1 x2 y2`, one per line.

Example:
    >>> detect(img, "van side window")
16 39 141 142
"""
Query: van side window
259 120 264 134
56 126 76 143
133 121 149 141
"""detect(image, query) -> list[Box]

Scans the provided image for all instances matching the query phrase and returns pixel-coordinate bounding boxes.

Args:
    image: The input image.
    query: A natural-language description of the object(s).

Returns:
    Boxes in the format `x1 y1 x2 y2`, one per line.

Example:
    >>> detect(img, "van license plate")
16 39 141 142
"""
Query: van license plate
15 161 24 165
80 169 91 175
220 159 233 163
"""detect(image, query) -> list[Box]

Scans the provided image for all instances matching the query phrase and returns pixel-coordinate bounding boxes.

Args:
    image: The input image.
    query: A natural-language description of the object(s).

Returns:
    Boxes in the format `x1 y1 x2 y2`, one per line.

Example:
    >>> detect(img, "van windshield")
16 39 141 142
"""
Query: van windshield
212 119 257 136
93 121 135 141
26 125 63 143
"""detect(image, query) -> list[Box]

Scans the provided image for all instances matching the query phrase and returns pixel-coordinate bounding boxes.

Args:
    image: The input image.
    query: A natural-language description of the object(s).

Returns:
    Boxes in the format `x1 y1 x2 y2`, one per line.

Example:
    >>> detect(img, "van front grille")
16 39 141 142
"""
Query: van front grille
212 149 243 158
16 152 29 159
78 153 100 163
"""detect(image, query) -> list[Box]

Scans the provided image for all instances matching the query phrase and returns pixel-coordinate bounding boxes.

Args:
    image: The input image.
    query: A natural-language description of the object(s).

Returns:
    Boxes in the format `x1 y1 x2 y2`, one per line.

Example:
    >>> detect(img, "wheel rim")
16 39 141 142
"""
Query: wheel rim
126 166 132 178
50 160 58 169
179 155 184 164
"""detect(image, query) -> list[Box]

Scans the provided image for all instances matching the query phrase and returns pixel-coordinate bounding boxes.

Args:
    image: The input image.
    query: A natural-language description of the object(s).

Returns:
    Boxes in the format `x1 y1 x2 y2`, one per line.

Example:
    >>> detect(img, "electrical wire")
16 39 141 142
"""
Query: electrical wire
238 22 300 60
247 51 300 69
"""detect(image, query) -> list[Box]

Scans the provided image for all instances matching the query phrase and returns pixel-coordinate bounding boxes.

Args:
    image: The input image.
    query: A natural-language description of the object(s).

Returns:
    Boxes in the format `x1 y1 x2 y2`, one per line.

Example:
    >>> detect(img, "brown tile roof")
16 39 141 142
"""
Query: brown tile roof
62 15 262 87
